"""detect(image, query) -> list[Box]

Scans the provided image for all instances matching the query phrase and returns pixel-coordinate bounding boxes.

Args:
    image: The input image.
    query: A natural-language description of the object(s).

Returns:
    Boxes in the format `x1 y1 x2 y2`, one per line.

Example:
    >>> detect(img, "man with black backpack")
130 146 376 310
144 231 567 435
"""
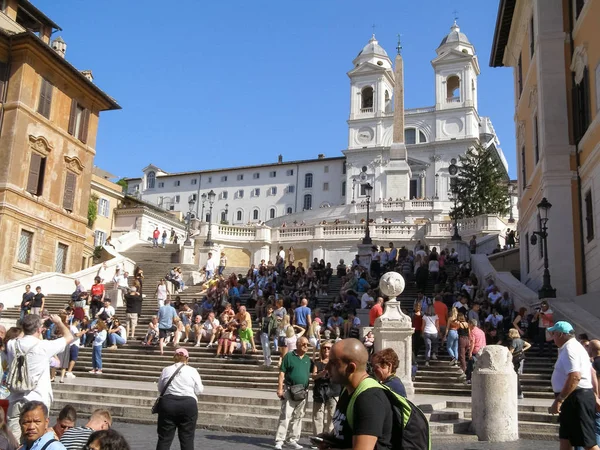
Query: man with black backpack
6 314 74 440
319 338 430 450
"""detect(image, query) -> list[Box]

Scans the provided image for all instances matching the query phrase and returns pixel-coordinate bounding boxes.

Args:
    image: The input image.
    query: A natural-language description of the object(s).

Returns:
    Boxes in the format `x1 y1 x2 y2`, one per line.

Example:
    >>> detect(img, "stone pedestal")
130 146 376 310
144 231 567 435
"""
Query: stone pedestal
373 272 415 397
197 245 221 269
471 345 518 442
106 288 123 308
357 243 373 270
356 308 370 331
181 244 195 265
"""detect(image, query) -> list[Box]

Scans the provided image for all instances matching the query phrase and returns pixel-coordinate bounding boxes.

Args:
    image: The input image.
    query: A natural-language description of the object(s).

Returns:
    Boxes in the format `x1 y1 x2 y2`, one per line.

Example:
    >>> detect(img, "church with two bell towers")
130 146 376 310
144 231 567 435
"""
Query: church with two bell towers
344 21 507 212
127 22 508 228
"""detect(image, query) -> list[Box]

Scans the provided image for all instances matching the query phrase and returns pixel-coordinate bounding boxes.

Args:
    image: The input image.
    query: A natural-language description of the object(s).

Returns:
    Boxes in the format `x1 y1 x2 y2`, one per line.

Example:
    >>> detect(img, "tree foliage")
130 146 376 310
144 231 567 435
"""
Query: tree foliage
450 144 509 219
116 178 128 193
88 194 99 228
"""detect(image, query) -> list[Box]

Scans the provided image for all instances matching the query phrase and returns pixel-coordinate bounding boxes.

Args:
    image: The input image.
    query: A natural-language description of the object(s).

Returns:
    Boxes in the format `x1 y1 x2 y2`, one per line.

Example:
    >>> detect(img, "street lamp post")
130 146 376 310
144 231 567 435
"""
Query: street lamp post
362 183 373 245
508 184 515 224
351 177 357 204
200 193 207 222
450 193 462 241
204 190 216 247
531 197 556 298
183 197 196 246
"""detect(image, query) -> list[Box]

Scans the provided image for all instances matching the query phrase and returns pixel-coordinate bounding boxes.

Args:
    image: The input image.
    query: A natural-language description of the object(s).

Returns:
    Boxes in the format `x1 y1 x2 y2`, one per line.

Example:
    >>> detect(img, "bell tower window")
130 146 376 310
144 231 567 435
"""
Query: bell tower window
384 90 391 112
446 75 460 102
361 87 373 112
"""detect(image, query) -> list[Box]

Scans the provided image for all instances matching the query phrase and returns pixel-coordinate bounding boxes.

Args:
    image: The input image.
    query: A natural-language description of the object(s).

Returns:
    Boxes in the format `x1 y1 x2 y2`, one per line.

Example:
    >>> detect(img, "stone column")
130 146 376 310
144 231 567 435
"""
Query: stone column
471 345 518 442
373 272 414 397
357 243 373 270
181 244 194 264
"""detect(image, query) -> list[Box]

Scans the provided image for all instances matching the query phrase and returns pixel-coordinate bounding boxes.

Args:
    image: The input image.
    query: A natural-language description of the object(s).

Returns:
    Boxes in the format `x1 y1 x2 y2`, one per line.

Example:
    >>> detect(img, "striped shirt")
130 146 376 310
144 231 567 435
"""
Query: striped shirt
60 426 93 450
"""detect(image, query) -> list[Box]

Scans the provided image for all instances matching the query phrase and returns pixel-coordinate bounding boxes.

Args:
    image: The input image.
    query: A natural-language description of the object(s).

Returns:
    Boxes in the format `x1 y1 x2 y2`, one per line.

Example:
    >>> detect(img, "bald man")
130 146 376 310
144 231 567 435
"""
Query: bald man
323 338 393 450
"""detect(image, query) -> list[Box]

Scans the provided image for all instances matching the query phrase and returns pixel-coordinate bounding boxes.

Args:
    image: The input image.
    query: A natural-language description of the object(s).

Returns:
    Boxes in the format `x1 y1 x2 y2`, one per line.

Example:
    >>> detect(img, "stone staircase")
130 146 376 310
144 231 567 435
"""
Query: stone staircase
0 244 558 438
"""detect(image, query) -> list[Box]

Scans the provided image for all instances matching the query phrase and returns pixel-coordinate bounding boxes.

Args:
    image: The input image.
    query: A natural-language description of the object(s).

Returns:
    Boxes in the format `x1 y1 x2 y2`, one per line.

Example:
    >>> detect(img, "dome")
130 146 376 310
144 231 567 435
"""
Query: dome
439 21 471 48
356 35 389 59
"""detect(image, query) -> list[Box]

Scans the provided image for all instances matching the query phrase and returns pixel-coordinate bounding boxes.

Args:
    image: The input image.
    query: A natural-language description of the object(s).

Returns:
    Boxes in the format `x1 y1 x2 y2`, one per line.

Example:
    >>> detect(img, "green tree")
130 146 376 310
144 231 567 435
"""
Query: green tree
88 194 99 227
116 178 128 193
451 144 509 219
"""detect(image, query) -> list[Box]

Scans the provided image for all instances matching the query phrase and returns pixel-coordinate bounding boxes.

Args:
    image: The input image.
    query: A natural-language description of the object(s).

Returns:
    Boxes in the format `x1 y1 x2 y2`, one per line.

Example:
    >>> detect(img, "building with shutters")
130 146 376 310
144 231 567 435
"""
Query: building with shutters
490 0 600 296
0 0 119 283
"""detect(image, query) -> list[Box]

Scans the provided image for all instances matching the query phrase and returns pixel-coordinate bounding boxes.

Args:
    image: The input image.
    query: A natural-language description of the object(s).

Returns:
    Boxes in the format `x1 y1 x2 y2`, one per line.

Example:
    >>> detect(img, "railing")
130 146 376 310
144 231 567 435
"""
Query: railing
277 227 314 240
356 199 437 210
360 107 373 113
411 200 434 208
374 224 419 236
323 224 364 236
216 224 256 238
406 106 435 115
446 96 461 103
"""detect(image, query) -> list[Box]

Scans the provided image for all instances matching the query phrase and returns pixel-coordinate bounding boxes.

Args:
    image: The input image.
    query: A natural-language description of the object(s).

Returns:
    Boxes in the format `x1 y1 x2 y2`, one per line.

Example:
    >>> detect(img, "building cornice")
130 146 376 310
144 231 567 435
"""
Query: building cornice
490 0 517 67
114 206 184 229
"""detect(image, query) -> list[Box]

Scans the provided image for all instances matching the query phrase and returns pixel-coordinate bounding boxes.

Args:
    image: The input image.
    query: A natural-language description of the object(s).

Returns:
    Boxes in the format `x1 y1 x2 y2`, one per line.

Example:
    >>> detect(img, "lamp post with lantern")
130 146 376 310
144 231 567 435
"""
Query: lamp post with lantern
530 197 556 298
183 197 196 246
362 182 373 245
204 190 216 247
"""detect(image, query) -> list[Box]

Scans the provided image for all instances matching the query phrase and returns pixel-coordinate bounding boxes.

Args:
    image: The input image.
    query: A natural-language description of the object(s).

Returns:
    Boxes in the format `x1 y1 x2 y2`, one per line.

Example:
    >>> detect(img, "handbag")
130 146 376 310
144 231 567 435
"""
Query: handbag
152 364 185 414
288 384 308 401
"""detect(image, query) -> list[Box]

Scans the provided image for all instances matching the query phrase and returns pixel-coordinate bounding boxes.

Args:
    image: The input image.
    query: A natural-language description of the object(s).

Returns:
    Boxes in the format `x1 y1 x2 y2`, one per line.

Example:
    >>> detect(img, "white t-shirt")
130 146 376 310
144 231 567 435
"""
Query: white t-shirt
205 259 216 272
423 315 438 335
115 325 127 343
69 325 80 347
157 284 168 300
7 335 68 407
488 291 502 305
361 293 374 309
551 338 593 392
158 363 204 399
203 318 219 331
278 250 285 261
428 260 440 272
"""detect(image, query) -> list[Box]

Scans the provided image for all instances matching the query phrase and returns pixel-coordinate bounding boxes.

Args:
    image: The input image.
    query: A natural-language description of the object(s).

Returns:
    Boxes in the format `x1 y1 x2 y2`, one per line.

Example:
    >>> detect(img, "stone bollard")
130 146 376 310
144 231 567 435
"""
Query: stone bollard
373 272 415 396
471 345 518 442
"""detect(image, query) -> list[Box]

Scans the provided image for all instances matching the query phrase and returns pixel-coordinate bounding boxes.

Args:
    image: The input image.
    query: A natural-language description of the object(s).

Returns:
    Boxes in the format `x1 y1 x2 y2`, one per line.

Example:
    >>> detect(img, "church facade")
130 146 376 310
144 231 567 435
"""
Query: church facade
126 23 508 229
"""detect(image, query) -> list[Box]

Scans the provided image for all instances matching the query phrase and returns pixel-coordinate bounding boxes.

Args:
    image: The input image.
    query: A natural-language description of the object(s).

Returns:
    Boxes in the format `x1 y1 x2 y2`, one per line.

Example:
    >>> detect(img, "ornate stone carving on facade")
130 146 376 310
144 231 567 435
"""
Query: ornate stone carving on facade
528 85 538 109
28 135 53 156
64 155 85 175
570 45 588 85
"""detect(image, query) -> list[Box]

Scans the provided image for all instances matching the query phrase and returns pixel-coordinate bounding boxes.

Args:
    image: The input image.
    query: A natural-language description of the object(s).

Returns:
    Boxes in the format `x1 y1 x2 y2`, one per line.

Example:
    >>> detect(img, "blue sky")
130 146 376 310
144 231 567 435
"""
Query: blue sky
36 0 516 179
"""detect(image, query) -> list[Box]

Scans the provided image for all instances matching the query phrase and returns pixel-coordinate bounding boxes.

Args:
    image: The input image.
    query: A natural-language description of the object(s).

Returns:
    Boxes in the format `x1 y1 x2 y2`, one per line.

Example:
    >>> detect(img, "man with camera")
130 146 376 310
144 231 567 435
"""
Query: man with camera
274 336 315 450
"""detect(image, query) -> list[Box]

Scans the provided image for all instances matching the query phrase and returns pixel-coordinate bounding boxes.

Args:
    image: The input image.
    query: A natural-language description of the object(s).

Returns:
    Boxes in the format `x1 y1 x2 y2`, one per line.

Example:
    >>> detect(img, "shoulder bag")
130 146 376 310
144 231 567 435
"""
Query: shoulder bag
152 364 185 414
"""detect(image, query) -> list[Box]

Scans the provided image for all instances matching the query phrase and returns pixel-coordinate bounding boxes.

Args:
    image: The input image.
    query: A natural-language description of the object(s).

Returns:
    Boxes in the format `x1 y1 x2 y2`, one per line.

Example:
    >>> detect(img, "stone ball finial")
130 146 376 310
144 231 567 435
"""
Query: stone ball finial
379 272 406 298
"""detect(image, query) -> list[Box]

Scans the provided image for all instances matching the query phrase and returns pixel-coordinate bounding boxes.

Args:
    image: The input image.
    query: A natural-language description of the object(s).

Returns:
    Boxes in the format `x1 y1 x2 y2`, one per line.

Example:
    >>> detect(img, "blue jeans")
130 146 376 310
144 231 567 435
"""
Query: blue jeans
92 345 102 370
161 237 166 247
153 238 159 247
446 330 458 360
218 266 225 275
108 334 126 346
424 332 438 360
260 332 271 365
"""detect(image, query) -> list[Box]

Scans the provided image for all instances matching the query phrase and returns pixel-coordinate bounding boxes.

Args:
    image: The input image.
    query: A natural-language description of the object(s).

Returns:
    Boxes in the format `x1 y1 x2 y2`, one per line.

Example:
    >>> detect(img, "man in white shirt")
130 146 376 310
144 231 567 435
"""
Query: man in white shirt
7 314 74 440
487 286 502 306
96 262 110 284
361 290 375 309
96 299 115 324
113 271 129 294
205 252 216 280
549 321 600 450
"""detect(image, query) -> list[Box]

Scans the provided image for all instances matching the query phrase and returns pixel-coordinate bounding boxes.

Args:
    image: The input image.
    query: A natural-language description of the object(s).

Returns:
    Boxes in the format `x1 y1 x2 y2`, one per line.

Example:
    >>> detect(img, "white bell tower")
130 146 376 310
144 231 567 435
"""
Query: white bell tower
431 21 481 139
347 35 395 149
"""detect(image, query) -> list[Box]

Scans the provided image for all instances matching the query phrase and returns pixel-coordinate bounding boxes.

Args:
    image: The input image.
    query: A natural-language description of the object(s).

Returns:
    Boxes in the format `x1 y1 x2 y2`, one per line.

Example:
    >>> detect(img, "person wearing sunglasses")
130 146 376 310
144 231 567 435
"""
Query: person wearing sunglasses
50 405 77 440
311 341 341 436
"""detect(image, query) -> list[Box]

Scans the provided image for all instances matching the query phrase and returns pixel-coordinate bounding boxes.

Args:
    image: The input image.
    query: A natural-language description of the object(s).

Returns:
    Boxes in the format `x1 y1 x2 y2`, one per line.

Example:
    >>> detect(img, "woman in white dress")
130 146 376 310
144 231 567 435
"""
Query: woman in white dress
156 279 169 308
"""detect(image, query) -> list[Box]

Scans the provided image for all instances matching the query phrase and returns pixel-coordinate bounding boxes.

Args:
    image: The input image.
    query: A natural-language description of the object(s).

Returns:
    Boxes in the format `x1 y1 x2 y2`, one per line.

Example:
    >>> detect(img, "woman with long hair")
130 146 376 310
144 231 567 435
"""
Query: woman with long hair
311 341 339 436
134 265 144 295
457 312 470 374
422 305 440 367
0 407 18 450
90 320 107 374
155 348 203 450
508 328 531 399
276 315 291 366
372 348 407 397
89 276 105 320
443 307 460 366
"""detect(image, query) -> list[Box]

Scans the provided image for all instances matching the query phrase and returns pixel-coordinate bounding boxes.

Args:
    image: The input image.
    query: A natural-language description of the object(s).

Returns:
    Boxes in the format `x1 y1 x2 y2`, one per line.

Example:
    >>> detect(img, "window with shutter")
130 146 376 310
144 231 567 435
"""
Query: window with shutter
62 172 76 211
0 61 8 101
37 78 53 119
26 153 45 195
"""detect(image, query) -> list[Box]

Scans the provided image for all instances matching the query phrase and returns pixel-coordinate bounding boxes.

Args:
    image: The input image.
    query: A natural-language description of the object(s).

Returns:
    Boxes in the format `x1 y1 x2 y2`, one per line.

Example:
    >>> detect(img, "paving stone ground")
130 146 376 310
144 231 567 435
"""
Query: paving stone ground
111 421 559 450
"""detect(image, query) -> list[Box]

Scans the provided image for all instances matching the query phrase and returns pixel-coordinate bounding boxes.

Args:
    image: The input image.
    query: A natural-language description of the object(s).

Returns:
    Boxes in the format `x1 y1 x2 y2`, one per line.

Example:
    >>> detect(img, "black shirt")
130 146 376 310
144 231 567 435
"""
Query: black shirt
125 293 143 314
330 384 393 450
21 292 34 309
32 293 44 307
592 357 600 374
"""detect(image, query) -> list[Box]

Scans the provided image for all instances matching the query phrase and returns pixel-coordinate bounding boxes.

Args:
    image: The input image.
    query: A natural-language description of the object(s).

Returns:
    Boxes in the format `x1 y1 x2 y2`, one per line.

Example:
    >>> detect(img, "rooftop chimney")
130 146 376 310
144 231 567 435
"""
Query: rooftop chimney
81 70 94 82
317 154 325 159
50 36 66 58
278 154 283 164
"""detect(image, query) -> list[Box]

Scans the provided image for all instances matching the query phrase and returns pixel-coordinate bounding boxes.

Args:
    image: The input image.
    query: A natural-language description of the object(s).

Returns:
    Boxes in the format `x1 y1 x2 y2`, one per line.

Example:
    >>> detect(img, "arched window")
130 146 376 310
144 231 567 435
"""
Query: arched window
303 194 312 211
269 208 276 219
446 75 460 102
286 207 293 214
419 131 427 143
236 210 243 222
304 173 313 188
361 87 373 110
253 209 259 220
405 128 416 145
146 171 155 189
